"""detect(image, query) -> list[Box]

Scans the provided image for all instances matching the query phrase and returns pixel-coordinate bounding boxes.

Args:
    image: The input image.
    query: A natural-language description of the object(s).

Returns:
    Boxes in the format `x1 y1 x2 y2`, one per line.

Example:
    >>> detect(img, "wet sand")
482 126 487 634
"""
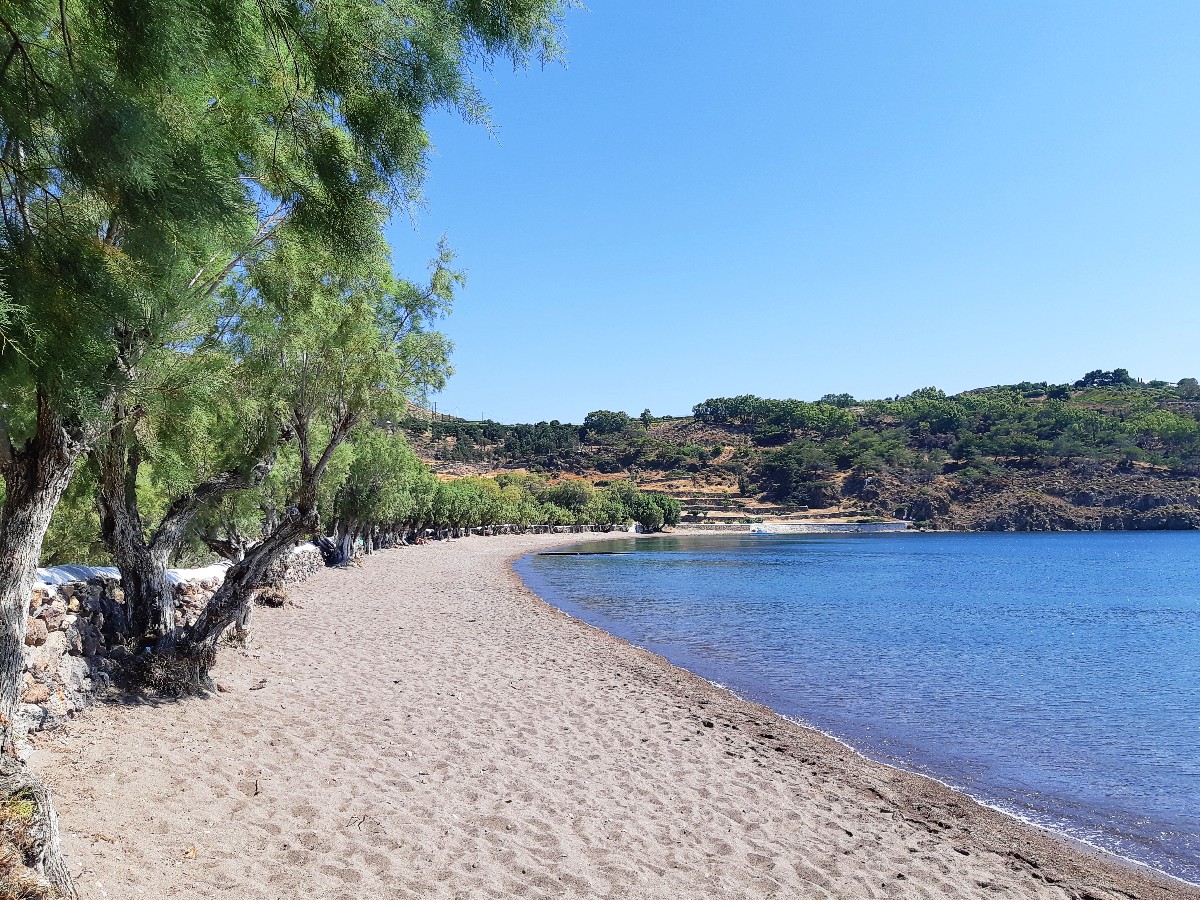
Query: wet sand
35 533 1198 899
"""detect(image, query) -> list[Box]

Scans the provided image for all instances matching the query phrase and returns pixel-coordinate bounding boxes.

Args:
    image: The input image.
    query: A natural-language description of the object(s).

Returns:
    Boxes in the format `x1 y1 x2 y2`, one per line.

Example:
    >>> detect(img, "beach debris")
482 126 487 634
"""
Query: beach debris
215 682 231 693
249 678 267 691
254 587 289 608
183 845 198 859
238 779 261 797
347 815 384 834
702 720 714 728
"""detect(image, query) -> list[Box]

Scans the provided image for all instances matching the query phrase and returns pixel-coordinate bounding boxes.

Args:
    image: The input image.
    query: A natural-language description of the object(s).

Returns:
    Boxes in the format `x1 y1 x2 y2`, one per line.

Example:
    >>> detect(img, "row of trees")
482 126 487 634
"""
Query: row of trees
410 410 657 467
692 395 857 437
161 428 680 568
409 376 1200 505
0 2 570 892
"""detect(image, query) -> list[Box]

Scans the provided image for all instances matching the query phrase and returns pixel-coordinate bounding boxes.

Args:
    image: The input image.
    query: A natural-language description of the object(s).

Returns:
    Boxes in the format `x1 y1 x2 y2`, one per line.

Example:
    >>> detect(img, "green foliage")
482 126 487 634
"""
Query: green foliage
41 464 109 566
233 234 456 431
820 393 856 408
301 434 678 535
583 409 634 436
0 0 573 584
1074 368 1137 388
333 427 428 528
759 441 837 505
693 395 855 438
545 479 594 512
2 0 567 435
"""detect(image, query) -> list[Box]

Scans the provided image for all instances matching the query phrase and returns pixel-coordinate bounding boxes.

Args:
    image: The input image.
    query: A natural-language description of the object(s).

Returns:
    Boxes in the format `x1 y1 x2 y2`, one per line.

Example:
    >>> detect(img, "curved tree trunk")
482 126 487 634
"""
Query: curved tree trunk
0 404 82 754
0 759 78 899
170 509 315 689
199 529 252 563
163 409 356 688
96 419 288 652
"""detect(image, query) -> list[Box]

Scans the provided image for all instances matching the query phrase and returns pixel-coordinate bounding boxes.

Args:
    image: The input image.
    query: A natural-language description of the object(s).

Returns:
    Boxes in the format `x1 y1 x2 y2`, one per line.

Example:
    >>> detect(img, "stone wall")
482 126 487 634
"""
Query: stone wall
750 522 911 534
19 543 325 743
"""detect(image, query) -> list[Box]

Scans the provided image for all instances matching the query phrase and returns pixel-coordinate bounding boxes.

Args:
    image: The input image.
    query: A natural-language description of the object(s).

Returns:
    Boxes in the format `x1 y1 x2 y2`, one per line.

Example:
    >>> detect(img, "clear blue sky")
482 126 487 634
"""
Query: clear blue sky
386 1 1200 423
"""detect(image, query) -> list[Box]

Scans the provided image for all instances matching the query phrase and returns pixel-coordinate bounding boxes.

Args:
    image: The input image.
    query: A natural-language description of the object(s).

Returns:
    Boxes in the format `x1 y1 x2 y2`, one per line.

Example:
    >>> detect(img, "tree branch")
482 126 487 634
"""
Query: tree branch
186 202 291 300
148 424 292 559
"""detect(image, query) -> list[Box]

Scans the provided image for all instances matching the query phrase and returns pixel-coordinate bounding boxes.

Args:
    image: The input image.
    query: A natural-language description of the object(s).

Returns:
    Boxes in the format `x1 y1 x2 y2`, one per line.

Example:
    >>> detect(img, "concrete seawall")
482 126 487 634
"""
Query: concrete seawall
673 522 910 534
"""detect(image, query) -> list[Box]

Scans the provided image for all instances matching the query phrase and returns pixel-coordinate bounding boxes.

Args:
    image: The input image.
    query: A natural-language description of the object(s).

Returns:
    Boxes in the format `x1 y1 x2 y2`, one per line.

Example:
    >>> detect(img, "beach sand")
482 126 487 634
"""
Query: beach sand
35 533 1197 899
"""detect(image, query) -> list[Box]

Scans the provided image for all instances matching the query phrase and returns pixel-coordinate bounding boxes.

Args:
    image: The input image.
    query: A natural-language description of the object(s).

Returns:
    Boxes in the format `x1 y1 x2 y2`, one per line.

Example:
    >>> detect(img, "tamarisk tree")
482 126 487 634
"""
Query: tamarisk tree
0 0 568 888
0 4 284 890
83 0 569 654
170 238 456 682
327 426 432 562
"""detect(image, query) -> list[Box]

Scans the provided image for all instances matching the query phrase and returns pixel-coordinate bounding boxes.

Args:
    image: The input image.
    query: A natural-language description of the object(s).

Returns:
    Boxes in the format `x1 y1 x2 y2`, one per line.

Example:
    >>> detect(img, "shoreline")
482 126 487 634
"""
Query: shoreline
34 532 1199 899
512 533 1200 897
517 532 1200 888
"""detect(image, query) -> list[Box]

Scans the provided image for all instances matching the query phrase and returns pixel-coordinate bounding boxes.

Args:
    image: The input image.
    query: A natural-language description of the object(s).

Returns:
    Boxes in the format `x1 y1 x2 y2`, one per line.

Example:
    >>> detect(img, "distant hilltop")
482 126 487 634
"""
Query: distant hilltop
404 400 461 423
402 371 1200 532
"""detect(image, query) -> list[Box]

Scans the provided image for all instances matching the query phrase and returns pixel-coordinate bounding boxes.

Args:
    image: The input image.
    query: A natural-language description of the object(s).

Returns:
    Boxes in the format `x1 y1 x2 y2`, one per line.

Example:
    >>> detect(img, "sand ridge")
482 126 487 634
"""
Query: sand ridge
34 533 1198 899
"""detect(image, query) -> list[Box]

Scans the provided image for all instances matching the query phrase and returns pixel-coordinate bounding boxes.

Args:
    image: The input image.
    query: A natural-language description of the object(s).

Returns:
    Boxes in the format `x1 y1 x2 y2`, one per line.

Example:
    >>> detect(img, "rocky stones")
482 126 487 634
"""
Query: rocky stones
24 618 48 647
29 588 52 614
262 545 324 588
76 621 103 658
37 600 67 632
21 684 50 705
847 460 1200 532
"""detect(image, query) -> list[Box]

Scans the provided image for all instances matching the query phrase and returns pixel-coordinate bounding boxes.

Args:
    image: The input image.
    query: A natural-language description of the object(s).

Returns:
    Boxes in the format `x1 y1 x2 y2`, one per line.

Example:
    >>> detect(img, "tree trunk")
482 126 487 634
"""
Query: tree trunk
230 597 254 644
337 525 354 565
96 434 175 650
0 406 82 754
0 758 78 899
96 420 287 652
166 409 356 687
0 403 83 900
199 530 252 562
183 508 315 663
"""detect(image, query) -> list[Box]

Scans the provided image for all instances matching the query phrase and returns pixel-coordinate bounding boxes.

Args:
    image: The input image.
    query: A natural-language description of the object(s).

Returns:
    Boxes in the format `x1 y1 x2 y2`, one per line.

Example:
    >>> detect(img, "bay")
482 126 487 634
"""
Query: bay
515 531 1200 882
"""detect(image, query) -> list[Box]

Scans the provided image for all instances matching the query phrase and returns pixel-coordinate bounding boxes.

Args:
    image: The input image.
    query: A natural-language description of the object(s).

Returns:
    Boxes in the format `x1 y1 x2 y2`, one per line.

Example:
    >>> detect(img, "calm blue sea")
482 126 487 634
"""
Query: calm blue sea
515 532 1200 882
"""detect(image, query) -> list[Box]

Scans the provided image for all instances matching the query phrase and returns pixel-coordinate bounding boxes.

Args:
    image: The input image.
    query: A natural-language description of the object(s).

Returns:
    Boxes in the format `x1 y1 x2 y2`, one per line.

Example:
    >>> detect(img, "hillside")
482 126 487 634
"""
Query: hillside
400 371 1200 531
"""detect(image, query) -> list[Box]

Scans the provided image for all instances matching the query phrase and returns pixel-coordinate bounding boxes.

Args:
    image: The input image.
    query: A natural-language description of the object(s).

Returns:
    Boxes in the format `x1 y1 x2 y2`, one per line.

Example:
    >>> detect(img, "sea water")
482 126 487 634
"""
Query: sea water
515 532 1200 882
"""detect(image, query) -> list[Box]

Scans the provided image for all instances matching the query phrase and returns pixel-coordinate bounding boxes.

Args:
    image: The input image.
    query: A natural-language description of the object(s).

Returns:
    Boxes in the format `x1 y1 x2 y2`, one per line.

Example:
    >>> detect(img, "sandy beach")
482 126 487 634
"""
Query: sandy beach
34 532 1197 899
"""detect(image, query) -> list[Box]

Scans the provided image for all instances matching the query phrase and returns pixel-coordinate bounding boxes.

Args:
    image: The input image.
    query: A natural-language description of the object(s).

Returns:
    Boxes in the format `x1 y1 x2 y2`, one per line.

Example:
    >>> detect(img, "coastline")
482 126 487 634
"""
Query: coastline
34 532 1198 899
510 534 1199 898
519 529 1200 885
